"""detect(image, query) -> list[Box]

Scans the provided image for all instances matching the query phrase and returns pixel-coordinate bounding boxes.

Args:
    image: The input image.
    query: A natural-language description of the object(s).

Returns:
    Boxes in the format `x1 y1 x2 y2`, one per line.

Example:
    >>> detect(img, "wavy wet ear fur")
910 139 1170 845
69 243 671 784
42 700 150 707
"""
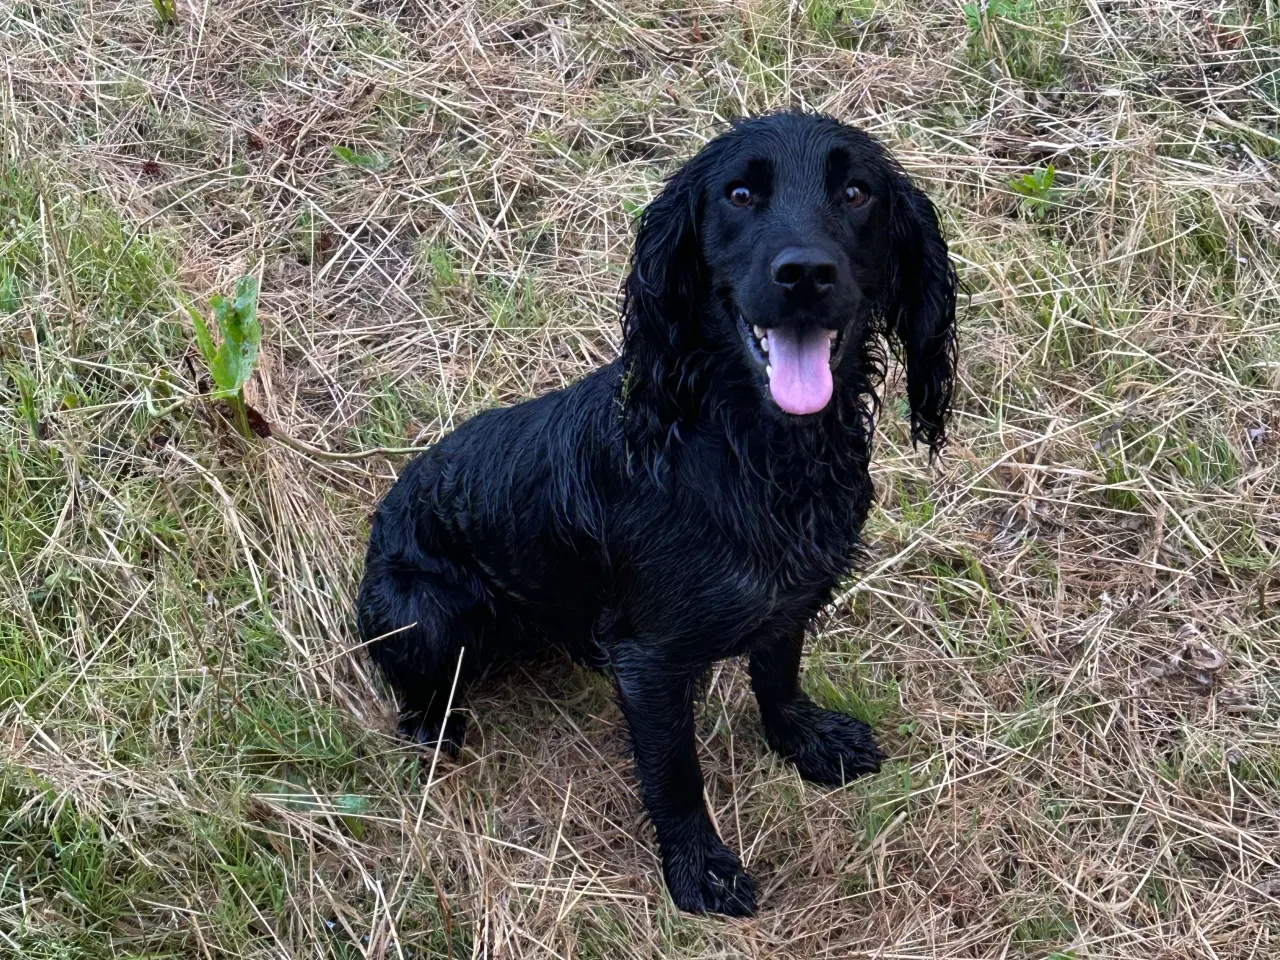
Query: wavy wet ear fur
884 169 958 455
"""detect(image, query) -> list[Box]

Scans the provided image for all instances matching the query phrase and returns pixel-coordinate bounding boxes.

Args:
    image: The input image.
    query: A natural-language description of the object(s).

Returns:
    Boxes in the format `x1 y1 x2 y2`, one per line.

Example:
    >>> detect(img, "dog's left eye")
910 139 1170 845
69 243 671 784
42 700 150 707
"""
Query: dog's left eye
728 184 753 207
845 184 868 207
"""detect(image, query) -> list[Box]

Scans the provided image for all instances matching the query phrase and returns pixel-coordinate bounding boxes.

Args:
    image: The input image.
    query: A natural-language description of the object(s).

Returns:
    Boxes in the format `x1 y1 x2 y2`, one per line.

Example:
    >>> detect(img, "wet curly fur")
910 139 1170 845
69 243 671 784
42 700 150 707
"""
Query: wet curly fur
357 111 957 916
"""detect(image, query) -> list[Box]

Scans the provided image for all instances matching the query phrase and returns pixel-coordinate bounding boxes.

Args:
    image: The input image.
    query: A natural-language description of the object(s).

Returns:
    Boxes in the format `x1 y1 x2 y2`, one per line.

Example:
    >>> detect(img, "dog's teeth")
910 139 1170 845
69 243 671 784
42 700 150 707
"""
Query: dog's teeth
765 364 773 379
760 336 769 353
827 329 838 340
752 325 765 339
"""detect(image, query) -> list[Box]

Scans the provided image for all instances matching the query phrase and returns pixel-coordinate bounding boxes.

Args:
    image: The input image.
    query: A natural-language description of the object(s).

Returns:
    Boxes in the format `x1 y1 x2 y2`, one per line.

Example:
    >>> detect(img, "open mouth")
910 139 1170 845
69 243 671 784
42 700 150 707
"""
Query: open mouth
739 312 843 416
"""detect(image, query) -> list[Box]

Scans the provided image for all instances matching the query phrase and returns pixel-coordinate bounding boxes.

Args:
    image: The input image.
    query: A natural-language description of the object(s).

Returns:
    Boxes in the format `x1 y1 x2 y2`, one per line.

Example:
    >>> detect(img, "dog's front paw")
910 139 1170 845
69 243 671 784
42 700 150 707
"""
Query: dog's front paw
765 700 885 786
661 834 757 916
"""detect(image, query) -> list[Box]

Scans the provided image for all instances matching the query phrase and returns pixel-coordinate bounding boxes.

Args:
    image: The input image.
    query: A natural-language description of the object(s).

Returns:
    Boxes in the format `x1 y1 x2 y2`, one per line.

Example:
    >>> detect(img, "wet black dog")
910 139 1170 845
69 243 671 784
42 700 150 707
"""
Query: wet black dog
358 111 957 916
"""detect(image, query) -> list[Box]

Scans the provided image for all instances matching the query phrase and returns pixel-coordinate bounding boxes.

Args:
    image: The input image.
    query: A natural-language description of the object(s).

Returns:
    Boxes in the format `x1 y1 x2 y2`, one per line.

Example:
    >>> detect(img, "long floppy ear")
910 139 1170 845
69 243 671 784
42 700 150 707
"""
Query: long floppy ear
886 174 958 456
620 157 707 435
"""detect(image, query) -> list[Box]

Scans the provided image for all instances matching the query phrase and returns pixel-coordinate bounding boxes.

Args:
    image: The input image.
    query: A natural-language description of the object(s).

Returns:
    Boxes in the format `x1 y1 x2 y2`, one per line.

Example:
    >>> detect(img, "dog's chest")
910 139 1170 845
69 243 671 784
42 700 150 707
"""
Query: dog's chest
610 422 874 648
699 461 868 593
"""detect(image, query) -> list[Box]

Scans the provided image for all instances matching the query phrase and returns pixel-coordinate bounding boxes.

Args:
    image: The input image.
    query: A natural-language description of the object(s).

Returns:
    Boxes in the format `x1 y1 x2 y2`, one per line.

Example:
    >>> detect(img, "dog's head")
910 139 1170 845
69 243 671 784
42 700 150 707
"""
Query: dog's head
623 111 957 452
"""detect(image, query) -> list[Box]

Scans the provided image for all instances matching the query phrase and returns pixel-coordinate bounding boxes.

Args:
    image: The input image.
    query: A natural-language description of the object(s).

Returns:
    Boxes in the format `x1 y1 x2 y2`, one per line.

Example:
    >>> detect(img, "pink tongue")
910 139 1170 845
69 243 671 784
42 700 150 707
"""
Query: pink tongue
766 327 833 415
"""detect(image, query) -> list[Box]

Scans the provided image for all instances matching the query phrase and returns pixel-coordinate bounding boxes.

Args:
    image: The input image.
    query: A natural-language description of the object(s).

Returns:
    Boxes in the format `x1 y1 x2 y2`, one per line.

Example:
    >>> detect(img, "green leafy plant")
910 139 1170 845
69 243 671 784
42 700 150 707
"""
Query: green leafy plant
1010 164 1058 220
189 275 263 438
804 0 878 47
151 0 178 26
963 0 1032 36
0 271 19 314
963 0 1064 85
332 145 389 171
427 242 457 285
7 364 40 438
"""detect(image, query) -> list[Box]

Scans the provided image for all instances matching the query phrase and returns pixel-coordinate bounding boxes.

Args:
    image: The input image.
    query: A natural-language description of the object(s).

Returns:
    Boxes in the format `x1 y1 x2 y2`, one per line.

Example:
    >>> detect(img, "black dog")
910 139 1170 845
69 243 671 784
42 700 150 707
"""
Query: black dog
357 112 956 916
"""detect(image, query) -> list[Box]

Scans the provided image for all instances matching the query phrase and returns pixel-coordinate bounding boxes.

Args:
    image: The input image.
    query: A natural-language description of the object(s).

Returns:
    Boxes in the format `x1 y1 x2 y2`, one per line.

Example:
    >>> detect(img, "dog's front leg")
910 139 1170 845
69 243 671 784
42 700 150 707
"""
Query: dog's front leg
750 628 885 785
614 654 756 916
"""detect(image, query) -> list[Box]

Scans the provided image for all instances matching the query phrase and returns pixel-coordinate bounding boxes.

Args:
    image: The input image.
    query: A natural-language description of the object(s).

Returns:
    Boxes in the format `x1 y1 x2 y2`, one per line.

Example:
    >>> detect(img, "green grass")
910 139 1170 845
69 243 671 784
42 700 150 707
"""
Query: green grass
0 163 399 957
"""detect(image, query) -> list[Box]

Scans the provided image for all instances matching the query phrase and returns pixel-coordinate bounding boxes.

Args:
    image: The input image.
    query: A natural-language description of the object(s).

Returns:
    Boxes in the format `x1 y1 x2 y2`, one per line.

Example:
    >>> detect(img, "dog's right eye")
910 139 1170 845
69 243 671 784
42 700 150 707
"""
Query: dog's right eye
728 184 752 207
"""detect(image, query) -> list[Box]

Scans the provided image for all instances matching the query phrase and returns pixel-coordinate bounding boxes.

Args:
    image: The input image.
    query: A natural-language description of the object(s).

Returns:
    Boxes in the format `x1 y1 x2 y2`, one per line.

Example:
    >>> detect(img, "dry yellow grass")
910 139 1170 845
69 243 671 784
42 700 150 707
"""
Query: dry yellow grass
1 0 1278 957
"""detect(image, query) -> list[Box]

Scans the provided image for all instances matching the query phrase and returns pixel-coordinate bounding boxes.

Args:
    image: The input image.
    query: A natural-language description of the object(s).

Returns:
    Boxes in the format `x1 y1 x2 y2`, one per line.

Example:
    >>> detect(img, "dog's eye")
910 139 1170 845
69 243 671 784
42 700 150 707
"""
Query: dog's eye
845 184 868 207
728 184 752 207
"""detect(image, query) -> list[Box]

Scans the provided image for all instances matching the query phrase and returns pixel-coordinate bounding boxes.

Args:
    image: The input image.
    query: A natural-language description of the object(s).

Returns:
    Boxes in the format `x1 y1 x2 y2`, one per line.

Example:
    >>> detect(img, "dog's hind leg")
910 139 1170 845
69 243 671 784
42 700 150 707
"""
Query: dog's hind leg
357 555 492 755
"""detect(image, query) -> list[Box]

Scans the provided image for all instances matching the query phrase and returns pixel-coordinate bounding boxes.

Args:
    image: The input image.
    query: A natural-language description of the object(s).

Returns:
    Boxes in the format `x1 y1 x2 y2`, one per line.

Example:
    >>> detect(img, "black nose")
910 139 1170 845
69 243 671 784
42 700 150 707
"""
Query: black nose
771 247 838 293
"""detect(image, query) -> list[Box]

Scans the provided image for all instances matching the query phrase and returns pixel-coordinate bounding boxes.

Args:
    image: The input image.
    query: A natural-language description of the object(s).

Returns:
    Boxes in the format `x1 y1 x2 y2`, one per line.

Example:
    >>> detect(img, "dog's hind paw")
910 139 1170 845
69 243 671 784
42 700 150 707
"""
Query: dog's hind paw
766 700 885 786
399 710 467 757
662 835 757 917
